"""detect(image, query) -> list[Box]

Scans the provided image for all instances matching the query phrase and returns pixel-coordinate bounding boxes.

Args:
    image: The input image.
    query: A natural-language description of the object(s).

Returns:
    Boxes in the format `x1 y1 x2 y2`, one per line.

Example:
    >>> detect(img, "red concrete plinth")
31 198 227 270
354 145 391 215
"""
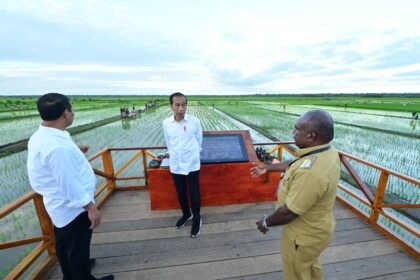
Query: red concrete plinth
148 162 280 210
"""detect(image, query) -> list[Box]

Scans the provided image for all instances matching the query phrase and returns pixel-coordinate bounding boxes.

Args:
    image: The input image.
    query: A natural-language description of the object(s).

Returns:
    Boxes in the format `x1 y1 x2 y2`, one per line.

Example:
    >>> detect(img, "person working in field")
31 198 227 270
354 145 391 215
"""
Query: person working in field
250 110 340 280
27 93 113 280
162 92 204 238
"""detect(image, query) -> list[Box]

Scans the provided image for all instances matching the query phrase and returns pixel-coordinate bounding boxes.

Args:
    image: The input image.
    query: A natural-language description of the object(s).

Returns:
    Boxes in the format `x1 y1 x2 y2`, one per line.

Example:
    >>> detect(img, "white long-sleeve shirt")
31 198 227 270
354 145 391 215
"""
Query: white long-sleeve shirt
162 114 203 175
27 125 96 228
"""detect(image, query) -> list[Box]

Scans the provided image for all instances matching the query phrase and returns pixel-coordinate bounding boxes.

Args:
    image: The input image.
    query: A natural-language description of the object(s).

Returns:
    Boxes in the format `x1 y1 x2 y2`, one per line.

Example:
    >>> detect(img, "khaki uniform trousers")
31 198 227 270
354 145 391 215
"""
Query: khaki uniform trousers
281 234 330 280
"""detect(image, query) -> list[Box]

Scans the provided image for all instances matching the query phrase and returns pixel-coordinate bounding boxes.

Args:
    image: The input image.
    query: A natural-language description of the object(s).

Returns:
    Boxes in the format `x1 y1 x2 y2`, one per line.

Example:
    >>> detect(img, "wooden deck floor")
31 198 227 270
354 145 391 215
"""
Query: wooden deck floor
45 191 420 280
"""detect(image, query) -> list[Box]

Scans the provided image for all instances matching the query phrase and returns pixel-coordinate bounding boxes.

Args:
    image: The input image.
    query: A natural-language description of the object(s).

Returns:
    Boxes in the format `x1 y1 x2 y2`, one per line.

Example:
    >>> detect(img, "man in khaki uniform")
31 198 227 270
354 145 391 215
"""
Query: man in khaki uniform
250 110 340 280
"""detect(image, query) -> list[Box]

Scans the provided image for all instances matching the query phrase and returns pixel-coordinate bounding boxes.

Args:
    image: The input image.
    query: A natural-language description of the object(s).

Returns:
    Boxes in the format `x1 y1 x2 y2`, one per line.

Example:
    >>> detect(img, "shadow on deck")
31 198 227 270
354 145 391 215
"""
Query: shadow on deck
45 191 420 280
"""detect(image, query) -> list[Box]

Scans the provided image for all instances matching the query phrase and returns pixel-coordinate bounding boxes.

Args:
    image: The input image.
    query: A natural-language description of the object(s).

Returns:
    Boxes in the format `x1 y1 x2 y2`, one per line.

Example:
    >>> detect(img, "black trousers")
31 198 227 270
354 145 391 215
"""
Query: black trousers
54 211 93 280
171 170 201 220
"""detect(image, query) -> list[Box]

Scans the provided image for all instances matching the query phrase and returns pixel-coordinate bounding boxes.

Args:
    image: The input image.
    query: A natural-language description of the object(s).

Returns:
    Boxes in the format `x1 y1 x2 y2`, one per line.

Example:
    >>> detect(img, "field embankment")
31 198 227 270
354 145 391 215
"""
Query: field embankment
0 115 121 158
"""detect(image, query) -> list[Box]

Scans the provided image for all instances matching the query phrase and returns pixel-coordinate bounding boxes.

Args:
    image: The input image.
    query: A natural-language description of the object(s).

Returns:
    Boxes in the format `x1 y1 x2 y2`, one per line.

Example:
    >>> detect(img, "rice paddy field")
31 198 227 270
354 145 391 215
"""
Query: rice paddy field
0 95 419 277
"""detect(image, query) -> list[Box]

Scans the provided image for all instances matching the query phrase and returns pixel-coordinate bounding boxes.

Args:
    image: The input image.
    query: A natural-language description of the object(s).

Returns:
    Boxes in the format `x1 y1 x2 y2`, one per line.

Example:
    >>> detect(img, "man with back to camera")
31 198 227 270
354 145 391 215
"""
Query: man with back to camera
250 110 340 280
162 92 203 238
27 93 113 280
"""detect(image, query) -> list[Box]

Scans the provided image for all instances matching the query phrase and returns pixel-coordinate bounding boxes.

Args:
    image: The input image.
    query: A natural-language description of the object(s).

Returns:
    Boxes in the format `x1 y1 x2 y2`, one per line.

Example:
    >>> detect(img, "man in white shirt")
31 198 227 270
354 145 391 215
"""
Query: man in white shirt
27 93 113 280
162 92 203 238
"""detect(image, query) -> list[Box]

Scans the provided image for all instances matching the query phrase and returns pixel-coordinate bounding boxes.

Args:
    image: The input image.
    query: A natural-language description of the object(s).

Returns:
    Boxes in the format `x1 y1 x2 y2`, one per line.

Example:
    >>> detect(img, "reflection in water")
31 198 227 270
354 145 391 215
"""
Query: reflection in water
409 120 418 130
410 112 419 130
121 119 131 130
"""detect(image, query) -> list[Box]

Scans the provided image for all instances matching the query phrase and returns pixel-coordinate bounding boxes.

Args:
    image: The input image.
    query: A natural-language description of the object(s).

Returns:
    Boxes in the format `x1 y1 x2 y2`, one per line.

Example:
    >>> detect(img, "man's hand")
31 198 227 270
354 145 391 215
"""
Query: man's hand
78 145 89 153
87 208 101 230
84 202 101 230
250 162 267 178
256 219 269 234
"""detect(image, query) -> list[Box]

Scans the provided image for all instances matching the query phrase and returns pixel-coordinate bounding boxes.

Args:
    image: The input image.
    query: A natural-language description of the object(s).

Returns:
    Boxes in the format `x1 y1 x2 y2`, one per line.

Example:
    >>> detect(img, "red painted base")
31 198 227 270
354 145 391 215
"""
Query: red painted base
148 162 280 210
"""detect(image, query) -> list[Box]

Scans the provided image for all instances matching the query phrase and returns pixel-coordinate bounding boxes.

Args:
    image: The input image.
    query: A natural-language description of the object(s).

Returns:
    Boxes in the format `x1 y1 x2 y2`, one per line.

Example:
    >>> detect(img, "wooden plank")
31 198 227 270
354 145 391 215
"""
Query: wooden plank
226 253 420 280
103 191 150 206
96 207 366 234
324 252 420 280
87 228 385 278
99 199 274 220
48 238 280 278
92 219 259 244
335 207 357 219
93 217 377 247
114 185 147 191
107 190 355 212
100 202 275 222
100 193 355 222
89 222 380 260
90 229 281 259
47 254 278 280
105 190 352 211
99 203 152 214
362 269 420 280
95 190 113 210
67 239 401 280
96 207 271 232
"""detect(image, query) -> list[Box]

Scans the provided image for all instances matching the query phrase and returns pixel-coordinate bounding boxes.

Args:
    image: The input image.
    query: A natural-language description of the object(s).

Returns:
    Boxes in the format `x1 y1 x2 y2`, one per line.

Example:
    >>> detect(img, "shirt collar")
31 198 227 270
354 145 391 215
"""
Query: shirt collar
296 143 331 158
38 125 71 139
170 114 190 123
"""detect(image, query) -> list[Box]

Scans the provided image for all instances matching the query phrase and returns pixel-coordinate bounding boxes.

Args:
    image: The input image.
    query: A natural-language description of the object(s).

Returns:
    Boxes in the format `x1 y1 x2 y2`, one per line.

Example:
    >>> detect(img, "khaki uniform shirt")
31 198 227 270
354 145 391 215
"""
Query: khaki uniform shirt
276 143 340 247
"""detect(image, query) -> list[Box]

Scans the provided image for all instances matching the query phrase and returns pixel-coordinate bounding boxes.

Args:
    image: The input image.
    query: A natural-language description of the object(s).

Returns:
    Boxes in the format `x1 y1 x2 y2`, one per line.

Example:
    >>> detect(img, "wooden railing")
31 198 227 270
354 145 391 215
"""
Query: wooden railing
0 192 56 280
336 151 419 259
265 143 420 259
1 143 419 279
0 146 163 279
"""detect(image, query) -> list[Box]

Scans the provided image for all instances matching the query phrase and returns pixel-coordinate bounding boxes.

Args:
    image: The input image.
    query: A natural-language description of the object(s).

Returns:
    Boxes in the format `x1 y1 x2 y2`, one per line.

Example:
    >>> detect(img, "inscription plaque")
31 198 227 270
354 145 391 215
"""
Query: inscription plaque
200 134 248 163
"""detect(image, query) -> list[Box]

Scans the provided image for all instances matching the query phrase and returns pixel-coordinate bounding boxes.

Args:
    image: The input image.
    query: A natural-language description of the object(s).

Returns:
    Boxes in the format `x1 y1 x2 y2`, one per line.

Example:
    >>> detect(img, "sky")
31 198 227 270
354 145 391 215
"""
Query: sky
1 0 420 95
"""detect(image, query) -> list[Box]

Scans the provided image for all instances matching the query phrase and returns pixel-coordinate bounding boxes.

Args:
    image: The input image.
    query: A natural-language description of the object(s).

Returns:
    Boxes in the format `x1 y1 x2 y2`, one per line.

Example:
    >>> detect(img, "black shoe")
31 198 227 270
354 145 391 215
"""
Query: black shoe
90 258 96 269
191 218 202 238
96 275 114 280
176 214 193 229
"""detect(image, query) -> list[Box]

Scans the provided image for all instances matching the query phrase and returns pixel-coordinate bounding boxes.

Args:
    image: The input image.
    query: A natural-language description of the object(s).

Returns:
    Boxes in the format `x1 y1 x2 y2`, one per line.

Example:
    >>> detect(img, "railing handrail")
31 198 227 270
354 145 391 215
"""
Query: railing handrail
0 191 36 219
338 150 419 184
265 143 419 259
1 142 419 279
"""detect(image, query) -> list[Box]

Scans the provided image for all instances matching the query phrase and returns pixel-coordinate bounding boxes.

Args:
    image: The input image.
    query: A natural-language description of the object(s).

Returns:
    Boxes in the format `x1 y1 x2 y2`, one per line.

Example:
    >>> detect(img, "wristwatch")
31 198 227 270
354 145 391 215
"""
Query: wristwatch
261 215 269 230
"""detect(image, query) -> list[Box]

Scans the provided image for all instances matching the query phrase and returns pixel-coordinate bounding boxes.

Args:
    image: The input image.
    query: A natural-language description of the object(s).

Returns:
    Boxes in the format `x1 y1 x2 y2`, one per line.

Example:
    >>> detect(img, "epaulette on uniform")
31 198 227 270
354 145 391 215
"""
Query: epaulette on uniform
300 156 317 169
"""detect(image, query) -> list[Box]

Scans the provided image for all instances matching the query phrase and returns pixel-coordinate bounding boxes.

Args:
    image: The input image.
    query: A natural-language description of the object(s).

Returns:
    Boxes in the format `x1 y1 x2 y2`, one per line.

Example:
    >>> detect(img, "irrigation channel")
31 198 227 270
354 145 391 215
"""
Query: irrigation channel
0 103 419 277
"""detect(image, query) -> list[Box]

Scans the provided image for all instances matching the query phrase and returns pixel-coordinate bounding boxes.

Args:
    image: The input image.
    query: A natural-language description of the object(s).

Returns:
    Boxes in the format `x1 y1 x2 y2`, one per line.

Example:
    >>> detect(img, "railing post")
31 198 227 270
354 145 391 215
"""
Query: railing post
370 170 389 224
142 149 148 186
102 149 115 191
277 145 283 161
33 194 55 255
